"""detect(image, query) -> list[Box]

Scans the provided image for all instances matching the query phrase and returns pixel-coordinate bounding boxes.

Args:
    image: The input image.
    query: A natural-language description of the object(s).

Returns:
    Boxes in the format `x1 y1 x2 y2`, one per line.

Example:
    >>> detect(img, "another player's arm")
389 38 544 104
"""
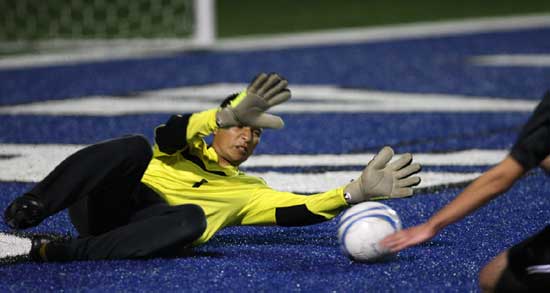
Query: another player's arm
239 187 348 226
426 89 550 233
381 157 525 252
429 157 524 229
382 92 550 253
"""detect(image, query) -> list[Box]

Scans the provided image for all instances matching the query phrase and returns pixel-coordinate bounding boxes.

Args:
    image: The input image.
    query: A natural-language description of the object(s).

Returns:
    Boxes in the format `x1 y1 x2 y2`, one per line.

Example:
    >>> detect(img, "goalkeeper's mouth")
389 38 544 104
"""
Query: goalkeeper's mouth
235 145 249 155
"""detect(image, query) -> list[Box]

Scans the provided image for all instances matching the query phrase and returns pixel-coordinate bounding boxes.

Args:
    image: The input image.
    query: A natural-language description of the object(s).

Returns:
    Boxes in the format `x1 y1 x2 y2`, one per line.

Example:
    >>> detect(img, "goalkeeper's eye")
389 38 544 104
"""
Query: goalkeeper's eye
252 128 263 137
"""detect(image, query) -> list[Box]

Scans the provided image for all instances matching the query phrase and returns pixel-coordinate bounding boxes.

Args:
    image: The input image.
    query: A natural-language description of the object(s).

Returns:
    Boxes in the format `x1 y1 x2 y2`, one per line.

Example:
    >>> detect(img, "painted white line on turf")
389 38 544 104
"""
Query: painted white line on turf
242 149 508 167
1 14 550 69
0 84 537 115
0 233 32 258
247 171 481 193
470 54 550 67
0 144 500 192
0 144 86 182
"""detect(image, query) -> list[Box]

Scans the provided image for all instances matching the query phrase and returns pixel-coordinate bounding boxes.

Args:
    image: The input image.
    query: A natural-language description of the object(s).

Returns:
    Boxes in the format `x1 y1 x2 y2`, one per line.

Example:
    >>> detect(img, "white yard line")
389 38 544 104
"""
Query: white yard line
0 144 501 193
0 233 32 258
246 171 481 193
1 14 550 69
470 54 550 67
0 84 538 115
242 149 507 168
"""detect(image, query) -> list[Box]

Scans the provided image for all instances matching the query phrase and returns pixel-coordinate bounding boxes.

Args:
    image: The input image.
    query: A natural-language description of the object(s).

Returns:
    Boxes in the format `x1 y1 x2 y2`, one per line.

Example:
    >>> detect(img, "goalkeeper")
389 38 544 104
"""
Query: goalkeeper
3 73 421 262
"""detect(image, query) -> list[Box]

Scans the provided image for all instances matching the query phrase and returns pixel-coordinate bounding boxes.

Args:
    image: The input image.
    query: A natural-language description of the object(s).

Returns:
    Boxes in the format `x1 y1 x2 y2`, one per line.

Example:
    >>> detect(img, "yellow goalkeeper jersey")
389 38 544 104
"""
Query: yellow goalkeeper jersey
141 108 348 246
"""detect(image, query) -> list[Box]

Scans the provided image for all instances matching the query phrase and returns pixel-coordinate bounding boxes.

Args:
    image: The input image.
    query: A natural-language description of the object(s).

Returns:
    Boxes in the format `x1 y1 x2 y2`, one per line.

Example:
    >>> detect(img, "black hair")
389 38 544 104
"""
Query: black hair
219 93 240 108
218 92 263 133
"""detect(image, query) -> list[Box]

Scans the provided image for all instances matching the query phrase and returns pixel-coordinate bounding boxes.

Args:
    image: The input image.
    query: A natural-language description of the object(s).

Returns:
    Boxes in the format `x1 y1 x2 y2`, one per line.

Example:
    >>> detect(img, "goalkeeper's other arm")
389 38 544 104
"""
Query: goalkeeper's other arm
216 73 291 129
344 146 421 204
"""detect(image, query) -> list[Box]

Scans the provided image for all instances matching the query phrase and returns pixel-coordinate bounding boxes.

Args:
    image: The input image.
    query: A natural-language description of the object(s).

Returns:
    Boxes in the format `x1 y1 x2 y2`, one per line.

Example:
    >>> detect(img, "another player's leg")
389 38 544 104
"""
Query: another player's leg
4 135 152 229
479 250 520 292
480 225 550 292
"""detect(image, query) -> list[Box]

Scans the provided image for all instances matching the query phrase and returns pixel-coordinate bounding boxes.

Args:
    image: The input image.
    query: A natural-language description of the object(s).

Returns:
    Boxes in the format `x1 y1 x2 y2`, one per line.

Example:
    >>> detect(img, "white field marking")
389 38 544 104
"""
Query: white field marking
0 144 87 182
0 84 537 115
0 233 31 258
470 54 550 67
1 14 550 69
242 149 508 167
527 265 550 274
247 171 481 193
1 144 500 192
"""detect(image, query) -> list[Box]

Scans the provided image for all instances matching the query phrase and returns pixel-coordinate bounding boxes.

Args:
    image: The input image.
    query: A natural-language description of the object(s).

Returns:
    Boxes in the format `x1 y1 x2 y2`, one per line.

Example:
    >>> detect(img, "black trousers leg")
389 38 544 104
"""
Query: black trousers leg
28 135 152 224
46 204 207 261
21 134 207 261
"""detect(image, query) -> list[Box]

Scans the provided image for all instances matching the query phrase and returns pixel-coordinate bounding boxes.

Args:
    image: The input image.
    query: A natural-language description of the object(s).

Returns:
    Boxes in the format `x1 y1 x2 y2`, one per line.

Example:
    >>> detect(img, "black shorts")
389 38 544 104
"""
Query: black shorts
496 225 550 292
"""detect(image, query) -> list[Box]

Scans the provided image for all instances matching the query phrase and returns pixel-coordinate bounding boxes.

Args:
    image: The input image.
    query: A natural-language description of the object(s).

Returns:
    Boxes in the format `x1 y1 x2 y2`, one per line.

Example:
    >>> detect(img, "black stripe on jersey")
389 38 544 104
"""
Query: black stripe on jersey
275 204 326 226
192 179 208 188
155 114 192 154
181 149 227 177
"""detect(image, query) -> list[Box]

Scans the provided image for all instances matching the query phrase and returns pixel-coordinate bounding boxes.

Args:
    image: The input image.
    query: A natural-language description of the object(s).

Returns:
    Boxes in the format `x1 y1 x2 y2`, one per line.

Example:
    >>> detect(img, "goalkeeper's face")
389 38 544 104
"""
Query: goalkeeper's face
212 126 262 167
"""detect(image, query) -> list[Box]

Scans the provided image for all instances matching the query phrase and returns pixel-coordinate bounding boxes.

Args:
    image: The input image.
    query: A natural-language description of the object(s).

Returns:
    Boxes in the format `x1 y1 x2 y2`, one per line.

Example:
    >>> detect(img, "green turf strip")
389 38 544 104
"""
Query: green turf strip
217 0 550 37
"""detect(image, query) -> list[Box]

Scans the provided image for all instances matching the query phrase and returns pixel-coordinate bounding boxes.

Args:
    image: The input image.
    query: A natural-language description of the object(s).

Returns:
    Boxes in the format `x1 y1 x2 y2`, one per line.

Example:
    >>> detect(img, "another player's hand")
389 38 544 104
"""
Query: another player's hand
216 73 291 129
344 146 421 203
379 222 438 253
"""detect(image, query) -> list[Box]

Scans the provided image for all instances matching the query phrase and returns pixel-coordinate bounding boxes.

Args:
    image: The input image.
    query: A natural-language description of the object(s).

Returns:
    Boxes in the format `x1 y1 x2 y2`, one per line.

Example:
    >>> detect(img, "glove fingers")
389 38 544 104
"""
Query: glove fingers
248 73 268 93
256 74 281 96
264 79 288 100
251 113 285 129
267 89 291 106
369 146 394 169
392 188 414 198
388 153 413 171
395 163 421 179
397 176 421 188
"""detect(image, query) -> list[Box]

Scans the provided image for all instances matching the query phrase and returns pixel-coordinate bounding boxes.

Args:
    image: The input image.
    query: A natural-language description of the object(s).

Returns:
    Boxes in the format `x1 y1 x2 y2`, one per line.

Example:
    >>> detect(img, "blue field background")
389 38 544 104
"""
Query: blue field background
1 27 550 292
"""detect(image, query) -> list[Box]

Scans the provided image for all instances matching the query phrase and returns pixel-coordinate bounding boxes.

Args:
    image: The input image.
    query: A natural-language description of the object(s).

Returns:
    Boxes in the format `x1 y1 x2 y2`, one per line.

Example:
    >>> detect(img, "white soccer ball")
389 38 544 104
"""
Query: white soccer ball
337 201 402 262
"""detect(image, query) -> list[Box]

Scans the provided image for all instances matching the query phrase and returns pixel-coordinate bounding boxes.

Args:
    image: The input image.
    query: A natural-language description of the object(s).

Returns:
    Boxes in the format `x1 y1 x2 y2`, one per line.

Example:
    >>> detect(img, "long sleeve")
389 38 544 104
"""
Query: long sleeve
238 186 348 226
153 108 218 158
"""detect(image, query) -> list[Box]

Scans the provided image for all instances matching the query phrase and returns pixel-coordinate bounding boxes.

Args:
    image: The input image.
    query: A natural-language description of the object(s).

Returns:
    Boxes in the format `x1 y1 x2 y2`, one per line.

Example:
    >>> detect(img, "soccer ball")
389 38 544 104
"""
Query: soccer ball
337 201 402 262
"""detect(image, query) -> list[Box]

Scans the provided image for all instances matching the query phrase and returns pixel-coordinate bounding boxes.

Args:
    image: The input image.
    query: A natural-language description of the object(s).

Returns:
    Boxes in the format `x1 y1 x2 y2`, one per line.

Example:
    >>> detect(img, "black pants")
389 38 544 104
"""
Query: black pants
27 135 206 261
496 225 550 292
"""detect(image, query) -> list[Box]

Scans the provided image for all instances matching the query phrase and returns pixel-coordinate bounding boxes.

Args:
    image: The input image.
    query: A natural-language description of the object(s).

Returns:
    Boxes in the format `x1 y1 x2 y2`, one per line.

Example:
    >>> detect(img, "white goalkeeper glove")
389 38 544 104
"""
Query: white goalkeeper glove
216 73 291 129
344 146 421 204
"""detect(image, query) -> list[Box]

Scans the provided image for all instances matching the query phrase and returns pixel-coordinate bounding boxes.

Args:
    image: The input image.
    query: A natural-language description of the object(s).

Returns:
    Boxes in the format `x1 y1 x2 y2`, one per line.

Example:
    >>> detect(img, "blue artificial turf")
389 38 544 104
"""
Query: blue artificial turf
1 28 550 106
1 176 548 292
1 27 549 292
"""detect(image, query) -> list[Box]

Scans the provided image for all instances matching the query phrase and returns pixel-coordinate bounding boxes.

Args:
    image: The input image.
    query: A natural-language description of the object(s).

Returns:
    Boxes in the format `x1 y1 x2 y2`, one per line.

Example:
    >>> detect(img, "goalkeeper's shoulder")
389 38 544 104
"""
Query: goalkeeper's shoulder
186 108 219 137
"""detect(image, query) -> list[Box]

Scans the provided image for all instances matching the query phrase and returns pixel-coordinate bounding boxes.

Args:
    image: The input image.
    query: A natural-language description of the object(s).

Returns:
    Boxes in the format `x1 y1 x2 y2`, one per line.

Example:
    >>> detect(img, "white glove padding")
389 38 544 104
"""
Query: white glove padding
344 146 421 203
216 73 291 129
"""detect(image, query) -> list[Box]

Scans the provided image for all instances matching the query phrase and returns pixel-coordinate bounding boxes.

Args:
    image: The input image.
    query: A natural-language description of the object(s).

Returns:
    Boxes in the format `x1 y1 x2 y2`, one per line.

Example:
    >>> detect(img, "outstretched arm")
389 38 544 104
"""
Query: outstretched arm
239 146 421 226
381 156 525 252
154 72 291 156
